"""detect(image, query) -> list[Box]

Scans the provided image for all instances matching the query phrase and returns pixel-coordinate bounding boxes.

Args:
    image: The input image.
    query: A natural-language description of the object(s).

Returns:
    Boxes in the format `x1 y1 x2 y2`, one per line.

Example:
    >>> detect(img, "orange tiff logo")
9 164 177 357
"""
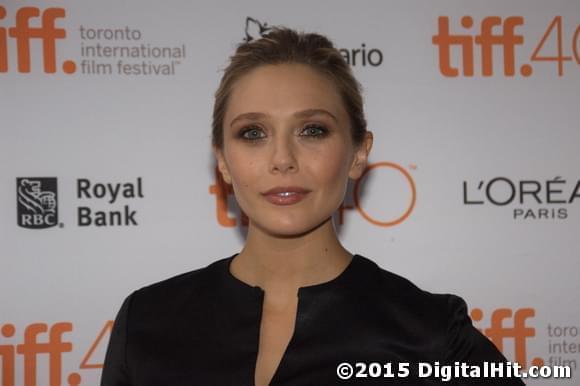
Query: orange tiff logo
471 307 545 369
0 6 76 73
433 16 580 77
0 322 76 386
432 16 525 77
0 321 111 386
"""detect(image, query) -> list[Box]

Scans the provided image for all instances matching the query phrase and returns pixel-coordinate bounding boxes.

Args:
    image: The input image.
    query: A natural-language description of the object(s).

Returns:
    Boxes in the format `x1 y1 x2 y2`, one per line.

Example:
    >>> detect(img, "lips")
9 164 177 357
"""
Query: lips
262 186 310 195
261 186 311 205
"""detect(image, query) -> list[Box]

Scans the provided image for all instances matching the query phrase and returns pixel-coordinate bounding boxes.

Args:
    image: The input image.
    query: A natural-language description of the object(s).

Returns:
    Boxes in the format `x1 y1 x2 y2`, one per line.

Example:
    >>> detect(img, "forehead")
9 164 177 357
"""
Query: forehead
225 63 347 122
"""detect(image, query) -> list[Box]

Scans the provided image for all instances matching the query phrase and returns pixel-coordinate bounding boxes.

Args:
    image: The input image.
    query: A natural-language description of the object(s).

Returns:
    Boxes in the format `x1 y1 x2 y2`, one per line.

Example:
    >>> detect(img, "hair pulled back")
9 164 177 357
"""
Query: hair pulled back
212 27 367 149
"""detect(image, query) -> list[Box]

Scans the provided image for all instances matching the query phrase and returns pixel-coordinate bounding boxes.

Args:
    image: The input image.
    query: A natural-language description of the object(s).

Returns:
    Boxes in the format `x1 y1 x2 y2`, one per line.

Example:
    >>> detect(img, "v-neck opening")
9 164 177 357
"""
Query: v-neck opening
222 253 362 385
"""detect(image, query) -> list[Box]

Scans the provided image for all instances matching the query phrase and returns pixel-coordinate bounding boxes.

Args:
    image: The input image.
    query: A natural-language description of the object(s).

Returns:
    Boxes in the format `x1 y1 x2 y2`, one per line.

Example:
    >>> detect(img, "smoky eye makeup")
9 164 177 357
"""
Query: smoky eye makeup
233 120 334 143
300 123 329 138
234 124 266 141
236 124 266 141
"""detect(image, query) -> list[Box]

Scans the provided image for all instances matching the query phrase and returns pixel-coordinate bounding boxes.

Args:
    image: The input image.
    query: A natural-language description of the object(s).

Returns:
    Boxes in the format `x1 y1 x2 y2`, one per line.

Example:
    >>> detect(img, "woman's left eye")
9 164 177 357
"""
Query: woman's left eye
300 125 327 138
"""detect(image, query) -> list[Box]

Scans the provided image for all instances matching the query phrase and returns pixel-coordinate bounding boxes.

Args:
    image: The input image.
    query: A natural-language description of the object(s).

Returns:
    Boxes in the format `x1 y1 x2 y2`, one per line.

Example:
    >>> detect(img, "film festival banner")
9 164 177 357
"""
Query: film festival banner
1 0 578 385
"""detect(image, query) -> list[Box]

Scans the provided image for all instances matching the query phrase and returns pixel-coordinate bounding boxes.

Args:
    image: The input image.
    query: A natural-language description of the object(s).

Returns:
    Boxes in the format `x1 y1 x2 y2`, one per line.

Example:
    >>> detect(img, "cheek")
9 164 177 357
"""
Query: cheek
311 144 352 187
225 149 259 189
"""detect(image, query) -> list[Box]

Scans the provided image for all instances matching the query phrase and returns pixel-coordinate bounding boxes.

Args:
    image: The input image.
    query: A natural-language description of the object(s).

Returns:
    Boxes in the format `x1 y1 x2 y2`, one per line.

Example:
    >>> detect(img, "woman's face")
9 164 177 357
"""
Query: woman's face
215 63 371 237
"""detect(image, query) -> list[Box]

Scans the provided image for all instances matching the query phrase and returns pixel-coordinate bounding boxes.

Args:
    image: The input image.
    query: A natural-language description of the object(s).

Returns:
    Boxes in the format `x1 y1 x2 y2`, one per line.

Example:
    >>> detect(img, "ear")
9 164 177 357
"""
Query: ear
348 131 373 180
213 146 232 184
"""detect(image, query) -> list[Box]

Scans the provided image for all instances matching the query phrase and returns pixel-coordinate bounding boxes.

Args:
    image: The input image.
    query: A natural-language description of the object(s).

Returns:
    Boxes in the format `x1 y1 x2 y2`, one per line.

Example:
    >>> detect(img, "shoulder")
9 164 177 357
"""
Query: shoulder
357 255 517 369
357 254 465 315
355 255 473 357
126 255 232 315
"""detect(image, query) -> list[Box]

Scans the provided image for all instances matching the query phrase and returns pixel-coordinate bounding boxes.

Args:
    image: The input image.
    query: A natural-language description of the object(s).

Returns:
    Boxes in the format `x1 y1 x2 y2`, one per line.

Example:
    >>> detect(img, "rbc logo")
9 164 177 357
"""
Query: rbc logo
0 6 76 73
17 178 59 229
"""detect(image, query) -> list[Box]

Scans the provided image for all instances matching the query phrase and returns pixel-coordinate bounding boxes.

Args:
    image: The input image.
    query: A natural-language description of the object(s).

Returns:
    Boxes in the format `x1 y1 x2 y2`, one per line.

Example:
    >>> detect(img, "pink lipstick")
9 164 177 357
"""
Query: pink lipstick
261 186 311 206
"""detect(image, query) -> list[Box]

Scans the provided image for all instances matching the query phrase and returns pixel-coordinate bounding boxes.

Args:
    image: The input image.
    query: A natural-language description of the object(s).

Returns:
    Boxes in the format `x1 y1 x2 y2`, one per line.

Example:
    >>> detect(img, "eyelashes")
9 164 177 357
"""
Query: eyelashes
237 124 329 142
238 125 265 141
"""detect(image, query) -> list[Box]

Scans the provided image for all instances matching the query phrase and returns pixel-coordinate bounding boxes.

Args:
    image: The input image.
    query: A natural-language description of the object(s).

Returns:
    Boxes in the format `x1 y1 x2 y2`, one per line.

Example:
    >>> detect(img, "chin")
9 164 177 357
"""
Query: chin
256 215 332 239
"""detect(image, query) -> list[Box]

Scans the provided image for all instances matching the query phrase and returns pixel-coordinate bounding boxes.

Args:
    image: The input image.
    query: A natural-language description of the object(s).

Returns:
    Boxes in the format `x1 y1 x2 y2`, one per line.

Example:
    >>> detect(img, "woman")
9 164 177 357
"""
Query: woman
101 27 525 385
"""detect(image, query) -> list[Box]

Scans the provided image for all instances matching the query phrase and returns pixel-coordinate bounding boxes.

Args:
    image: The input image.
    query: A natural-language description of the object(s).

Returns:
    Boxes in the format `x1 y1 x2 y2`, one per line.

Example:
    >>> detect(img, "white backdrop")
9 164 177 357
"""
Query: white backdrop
1 0 579 385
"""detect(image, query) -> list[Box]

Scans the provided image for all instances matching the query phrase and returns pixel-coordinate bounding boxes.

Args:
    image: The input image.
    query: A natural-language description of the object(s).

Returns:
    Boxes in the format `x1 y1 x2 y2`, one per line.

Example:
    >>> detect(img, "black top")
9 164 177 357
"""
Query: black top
101 254 525 385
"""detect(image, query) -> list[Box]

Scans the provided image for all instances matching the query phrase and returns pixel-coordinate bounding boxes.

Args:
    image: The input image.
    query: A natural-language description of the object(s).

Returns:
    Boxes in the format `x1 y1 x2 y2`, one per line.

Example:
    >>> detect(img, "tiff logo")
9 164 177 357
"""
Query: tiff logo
432 16 528 77
17 177 59 229
0 6 76 73
471 307 539 368
0 323 75 386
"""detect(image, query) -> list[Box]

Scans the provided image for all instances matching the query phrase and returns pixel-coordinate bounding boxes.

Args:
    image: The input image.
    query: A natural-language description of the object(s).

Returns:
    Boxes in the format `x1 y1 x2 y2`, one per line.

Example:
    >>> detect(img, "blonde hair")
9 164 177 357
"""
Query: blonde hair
212 27 367 149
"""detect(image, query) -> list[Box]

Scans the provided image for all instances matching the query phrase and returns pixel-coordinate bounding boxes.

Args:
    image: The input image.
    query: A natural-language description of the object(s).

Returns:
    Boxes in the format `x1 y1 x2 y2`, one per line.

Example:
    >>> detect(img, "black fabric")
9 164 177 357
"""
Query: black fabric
101 254 525 385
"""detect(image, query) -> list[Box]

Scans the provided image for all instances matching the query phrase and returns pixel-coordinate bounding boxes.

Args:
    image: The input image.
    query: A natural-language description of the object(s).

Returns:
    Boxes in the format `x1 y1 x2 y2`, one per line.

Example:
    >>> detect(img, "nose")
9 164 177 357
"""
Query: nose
270 134 298 174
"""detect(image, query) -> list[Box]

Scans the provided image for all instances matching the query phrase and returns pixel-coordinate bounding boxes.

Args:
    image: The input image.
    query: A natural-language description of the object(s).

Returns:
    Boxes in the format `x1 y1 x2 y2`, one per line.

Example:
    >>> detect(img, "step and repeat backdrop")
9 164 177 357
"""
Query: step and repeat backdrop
1 0 579 385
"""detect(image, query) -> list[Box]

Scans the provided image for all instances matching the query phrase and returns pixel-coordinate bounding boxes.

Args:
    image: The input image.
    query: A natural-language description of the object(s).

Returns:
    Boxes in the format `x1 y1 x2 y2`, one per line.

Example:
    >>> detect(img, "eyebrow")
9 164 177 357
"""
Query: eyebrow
229 109 338 128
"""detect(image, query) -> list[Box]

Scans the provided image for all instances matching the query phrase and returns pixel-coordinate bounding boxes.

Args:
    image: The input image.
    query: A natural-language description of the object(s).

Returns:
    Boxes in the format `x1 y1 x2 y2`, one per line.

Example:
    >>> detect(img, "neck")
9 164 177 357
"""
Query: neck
230 217 352 306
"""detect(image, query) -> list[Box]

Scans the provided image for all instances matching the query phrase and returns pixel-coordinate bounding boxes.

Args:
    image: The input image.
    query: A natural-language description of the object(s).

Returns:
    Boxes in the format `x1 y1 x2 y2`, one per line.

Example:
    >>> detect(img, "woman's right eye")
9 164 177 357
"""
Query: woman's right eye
240 126 266 141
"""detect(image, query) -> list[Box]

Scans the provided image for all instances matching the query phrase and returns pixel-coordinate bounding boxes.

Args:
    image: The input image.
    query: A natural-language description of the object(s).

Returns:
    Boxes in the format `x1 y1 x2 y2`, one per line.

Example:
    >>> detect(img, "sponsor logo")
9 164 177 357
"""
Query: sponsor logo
16 177 145 229
242 17 383 67
17 177 59 229
76 178 144 227
432 16 580 77
243 17 272 42
462 176 579 220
